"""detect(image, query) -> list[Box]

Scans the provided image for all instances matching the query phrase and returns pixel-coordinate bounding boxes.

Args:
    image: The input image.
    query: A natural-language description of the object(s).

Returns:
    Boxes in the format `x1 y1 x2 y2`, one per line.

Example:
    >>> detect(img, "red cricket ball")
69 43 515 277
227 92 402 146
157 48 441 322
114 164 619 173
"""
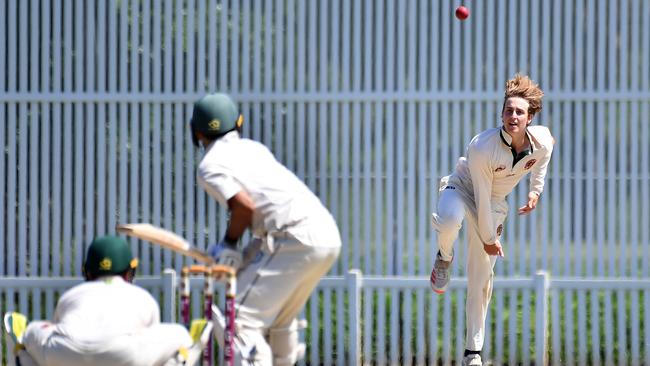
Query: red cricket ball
455 5 469 20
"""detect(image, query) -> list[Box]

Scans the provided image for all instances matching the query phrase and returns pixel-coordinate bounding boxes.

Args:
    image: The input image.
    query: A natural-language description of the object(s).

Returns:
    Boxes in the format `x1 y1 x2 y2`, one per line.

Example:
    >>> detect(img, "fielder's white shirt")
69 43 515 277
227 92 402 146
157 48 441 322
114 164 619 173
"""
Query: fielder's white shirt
450 125 554 244
197 131 338 247
53 276 160 345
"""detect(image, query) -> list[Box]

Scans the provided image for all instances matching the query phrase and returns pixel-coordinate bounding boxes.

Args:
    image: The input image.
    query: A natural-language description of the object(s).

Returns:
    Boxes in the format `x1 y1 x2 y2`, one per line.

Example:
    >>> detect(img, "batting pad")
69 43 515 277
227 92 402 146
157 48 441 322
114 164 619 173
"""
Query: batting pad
210 304 227 347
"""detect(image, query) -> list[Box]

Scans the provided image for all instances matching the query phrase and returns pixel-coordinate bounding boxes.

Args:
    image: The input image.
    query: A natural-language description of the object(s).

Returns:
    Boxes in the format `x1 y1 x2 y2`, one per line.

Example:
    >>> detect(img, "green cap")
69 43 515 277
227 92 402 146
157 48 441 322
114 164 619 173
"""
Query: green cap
83 235 138 277
189 93 243 146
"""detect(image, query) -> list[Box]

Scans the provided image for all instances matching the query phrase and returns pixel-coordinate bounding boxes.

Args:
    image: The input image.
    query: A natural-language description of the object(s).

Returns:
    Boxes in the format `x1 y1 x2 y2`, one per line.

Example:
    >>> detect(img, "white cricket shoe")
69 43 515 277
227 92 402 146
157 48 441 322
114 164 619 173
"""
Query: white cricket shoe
462 354 482 366
167 320 214 366
429 251 452 294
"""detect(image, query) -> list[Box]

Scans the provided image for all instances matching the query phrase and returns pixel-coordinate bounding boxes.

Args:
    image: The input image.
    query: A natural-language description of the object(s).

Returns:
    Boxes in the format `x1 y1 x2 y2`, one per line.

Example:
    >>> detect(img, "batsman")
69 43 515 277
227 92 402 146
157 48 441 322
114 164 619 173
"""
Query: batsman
429 74 555 366
189 93 341 365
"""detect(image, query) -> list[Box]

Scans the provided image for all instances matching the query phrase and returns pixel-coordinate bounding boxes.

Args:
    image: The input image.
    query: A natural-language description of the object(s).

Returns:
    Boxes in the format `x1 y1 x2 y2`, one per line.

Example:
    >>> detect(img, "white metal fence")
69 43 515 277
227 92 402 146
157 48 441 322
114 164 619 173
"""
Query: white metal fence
1 0 649 279
2 271 650 365
1 0 650 365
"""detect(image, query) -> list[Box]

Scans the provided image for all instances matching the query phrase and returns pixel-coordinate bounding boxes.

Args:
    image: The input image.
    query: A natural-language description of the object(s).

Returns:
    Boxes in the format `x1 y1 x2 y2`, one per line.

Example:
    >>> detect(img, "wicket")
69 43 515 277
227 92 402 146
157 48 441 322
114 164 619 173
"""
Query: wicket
180 264 237 366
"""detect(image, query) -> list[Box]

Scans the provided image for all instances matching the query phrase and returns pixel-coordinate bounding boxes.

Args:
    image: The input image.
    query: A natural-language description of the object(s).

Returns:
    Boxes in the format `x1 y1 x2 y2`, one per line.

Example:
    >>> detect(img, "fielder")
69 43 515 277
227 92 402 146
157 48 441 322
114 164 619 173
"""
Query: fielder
189 93 341 366
3 235 211 366
429 74 555 366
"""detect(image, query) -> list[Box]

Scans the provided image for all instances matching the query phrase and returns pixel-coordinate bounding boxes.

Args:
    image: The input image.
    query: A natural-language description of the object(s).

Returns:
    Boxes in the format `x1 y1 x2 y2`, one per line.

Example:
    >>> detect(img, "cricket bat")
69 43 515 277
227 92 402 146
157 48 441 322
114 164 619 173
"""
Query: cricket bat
116 223 215 264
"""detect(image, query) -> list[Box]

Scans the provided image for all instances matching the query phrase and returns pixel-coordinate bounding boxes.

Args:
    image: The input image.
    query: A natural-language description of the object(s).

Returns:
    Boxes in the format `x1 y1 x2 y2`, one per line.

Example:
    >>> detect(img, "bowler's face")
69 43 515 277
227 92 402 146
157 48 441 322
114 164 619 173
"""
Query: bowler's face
501 97 532 135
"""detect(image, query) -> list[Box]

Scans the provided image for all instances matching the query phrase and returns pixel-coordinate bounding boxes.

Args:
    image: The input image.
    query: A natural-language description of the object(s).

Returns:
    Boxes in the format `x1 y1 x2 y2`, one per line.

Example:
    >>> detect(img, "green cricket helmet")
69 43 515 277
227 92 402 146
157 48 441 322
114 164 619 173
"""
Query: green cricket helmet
83 235 138 279
189 93 244 147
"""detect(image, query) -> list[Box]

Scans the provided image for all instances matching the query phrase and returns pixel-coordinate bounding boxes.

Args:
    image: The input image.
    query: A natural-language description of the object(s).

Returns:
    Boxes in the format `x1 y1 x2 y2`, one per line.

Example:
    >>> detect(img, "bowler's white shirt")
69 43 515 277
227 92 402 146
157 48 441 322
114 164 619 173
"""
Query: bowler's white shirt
197 132 337 246
451 125 554 244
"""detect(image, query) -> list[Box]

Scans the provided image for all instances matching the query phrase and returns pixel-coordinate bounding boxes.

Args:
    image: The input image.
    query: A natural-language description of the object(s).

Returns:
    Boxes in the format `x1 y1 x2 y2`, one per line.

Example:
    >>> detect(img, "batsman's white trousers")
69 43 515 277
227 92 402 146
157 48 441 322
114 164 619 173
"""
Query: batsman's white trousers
232 227 340 365
18 321 192 366
432 185 507 351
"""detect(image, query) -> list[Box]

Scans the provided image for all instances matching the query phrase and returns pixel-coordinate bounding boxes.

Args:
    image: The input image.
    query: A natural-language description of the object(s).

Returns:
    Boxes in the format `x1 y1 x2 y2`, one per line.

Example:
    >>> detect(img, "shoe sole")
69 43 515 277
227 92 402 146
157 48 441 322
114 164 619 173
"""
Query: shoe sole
3 312 17 335
3 313 10 333
429 274 448 294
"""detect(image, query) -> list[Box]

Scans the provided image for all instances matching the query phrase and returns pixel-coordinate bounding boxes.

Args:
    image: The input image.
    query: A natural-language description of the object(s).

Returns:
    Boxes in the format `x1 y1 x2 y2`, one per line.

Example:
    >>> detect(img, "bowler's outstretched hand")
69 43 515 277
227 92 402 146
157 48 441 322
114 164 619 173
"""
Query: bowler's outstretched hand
518 192 539 215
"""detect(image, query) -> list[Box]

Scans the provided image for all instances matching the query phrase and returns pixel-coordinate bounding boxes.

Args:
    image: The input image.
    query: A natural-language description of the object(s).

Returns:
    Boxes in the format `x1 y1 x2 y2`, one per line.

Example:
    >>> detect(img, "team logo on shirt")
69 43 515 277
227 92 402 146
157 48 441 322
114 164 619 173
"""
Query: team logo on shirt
208 119 221 131
99 258 112 271
496 224 503 236
524 159 537 170
494 165 506 172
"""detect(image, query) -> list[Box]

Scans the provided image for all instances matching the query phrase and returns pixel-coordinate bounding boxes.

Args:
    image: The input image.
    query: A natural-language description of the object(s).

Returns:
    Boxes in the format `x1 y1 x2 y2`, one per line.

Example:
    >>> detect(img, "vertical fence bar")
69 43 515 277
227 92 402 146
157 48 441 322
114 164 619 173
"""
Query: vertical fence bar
109 0 120 237
323 288 332 366
361 75 374 366
376 286 386 365
26 4 40 331
330 0 342 273
455 290 465 363
285 0 295 178
219 0 229 92
207 0 216 91
241 0 251 94
185 0 196 268
151 0 163 274
604 8 618 366
345 0 357 272
629 3 642 365
128 0 141 258
361 0 374 345
536 271 549 366
161 0 173 270
140 0 152 274
415 3 429 363
273 0 285 160
373 2 384 277
642 6 650 361
162 269 176 323
348 270 361 366
308 291 319 365
117 0 129 257
39 0 52 277
594 3 607 365
0 0 5 279
551 287 560 365
16 0 27 302
84 0 96 244
640 103 650 365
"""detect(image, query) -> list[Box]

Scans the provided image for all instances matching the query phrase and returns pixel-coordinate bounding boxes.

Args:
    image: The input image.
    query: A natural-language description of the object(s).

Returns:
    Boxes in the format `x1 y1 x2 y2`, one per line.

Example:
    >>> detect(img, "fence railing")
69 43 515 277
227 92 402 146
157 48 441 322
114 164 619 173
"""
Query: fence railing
2 270 649 365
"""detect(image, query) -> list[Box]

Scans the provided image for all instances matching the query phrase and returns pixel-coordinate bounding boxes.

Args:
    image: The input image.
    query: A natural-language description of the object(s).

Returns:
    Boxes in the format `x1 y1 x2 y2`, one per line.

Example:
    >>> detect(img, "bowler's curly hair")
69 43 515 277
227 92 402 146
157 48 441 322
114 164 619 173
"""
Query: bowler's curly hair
503 74 544 117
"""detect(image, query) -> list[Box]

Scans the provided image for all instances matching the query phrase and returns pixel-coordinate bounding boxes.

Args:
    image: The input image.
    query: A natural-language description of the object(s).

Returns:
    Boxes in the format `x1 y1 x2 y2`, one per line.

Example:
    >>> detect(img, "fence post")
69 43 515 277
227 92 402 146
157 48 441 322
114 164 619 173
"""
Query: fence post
347 269 362 366
162 269 176 323
535 270 549 366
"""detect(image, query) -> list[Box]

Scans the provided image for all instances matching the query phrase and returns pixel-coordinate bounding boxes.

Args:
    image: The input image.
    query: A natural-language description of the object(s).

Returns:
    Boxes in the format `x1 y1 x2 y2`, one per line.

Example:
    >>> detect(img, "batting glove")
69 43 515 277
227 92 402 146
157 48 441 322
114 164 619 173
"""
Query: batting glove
208 241 243 269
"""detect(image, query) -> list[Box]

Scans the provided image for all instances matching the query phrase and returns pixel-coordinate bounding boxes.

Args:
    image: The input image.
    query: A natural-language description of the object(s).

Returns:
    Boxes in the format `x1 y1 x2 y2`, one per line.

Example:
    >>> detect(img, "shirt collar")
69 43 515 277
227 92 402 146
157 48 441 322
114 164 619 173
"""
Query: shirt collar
204 130 240 151
500 127 535 152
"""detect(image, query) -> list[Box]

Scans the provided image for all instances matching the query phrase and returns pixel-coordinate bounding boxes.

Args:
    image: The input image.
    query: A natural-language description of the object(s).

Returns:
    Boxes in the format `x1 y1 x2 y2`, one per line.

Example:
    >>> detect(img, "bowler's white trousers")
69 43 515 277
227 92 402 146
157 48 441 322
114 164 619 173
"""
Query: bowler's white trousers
431 181 508 351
